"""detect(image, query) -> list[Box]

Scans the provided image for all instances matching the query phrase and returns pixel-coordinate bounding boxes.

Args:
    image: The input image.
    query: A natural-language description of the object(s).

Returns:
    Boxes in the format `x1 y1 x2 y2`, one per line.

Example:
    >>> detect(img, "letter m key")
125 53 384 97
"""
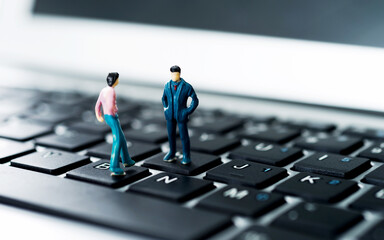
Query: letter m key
223 188 249 200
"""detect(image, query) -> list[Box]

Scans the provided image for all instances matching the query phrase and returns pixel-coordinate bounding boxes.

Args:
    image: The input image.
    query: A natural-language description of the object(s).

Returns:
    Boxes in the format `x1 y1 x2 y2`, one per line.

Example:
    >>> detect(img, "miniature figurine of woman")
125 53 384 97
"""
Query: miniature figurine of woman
95 72 135 175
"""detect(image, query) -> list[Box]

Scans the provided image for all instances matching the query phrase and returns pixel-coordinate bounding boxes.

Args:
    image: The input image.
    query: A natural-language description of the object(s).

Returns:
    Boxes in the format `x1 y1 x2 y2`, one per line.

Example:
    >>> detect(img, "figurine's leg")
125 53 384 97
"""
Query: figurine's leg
164 119 177 161
120 131 135 167
105 115 125 175
178 121 191 165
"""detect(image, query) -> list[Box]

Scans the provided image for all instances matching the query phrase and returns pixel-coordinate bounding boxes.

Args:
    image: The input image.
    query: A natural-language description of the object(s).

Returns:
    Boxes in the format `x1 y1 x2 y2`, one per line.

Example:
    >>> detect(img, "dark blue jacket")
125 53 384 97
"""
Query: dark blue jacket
162 78 199 123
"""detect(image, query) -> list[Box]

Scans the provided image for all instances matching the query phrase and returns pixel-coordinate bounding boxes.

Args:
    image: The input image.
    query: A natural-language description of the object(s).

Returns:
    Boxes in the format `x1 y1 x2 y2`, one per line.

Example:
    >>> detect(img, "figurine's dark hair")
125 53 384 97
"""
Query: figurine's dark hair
170 65 181 73
107 72 119 86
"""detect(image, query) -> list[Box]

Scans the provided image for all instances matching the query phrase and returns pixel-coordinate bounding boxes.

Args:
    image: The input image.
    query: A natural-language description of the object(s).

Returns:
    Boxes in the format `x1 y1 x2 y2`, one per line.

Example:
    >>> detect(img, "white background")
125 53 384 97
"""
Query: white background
1 0 384 113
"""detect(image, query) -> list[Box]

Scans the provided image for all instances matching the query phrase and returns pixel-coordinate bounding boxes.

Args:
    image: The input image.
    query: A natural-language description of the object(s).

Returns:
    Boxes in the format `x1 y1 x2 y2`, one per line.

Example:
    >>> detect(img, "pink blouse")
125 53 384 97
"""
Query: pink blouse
95 86 118 117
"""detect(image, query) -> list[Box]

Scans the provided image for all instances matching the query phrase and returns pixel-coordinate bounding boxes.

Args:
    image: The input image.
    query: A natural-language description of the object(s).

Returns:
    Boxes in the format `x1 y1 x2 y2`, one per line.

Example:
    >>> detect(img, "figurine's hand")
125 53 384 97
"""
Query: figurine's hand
96 114 104 122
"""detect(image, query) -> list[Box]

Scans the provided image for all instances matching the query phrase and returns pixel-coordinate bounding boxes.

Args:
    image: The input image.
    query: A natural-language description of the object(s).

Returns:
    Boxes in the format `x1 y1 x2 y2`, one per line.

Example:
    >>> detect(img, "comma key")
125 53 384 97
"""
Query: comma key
272 202 362 239
350 186 384 212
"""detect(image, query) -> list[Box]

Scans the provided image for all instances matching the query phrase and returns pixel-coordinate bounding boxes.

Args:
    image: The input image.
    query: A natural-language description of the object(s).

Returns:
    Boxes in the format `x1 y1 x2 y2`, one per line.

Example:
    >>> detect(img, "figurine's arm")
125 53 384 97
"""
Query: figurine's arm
162 89 168 109
112 90 118 114
186 86 199 115
95 94 104 122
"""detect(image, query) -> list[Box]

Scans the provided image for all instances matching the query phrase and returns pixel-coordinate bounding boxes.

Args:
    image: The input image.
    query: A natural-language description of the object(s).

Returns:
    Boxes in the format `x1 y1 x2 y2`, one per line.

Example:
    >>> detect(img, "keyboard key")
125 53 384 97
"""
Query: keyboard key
179 134 241 155
294 134 363 154
86 141 161 161
228 141 303 166
344 127 384 141
142 152 222 176
35 131 104 152
248 115 276 124
293 152 371 178
358 220 384 240
238 125 301 144
26 103 81 124
196 186 285 217
362 165 384 187
66 160 150 188
10 150 90 175
137 108 167 125
205 159 287 188
0 165 232 240
0 98 36 118
0 139 35 163
231 225 322 240
38 91 88 106
124 124 168 144
190 116 244 134
350 187 384 212
281 120 336 132
274 172 359 203
0 120 52 141
358 142 384 162
271 202 362 239
129 172 215 202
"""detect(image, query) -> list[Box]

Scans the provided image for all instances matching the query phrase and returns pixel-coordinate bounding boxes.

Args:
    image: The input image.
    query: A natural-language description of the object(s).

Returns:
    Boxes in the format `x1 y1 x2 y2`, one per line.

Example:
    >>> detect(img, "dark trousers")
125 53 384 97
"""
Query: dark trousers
166 119 190 159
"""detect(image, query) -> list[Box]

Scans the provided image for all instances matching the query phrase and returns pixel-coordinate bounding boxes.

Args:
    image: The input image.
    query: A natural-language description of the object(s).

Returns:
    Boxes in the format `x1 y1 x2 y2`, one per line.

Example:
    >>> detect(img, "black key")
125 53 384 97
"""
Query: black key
26 103 81 124
359 220 384 240
0 98 35 118
124 124 168 144
271 202 362 239
281 120 336 132
232 226 322 240
38 91 88 106
274 172 359 203
66 160 150 188
205 159 287 188
0 165 231 240
0 120 52 141
197 185 285 217
294 134 363 154
142 152 222 176
129 172 215 202
350 186 384 212
178 134 241 155
228 141 303 166
10 150 90 175
344 127 384 141
137 108 166 125
238 125 301 144
362 165 384 187
190 116 244 134
35 131 104 152
86 141 161 161
0 139 35 163
293 152 371 178
358 142 384 162
248 115 276 124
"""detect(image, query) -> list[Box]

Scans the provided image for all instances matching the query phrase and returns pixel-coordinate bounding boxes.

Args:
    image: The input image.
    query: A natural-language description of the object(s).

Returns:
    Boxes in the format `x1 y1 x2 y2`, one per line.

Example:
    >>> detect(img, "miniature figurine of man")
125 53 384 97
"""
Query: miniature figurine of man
162 66 199 164
95 72 135 176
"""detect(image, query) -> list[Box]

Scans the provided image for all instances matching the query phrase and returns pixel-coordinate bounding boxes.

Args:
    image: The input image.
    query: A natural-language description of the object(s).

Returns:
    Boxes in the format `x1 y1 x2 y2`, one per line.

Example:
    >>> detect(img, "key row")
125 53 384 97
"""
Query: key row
2 165 383 240
0 137 376 181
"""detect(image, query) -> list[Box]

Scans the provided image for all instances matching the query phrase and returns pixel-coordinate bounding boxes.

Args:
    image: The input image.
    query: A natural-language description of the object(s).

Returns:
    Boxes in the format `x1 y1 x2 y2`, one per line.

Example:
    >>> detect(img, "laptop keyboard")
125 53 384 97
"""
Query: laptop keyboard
1 87 384 240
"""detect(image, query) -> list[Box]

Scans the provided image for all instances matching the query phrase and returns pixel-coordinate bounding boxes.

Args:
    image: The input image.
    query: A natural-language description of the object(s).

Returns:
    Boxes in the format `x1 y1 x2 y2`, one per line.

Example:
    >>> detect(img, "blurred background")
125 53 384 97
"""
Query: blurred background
0 0 384 111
